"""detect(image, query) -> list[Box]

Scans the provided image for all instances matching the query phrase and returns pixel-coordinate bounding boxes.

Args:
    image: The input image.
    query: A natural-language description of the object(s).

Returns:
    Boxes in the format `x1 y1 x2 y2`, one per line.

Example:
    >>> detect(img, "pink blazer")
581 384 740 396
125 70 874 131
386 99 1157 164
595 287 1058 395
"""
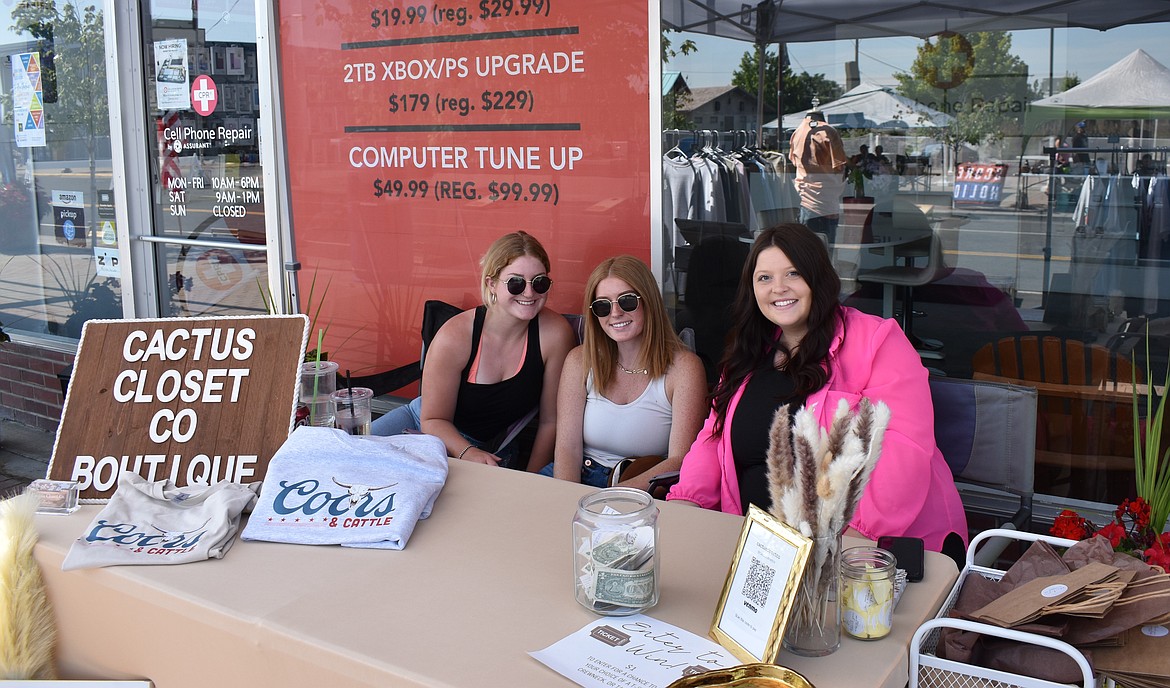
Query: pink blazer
667 307 967 552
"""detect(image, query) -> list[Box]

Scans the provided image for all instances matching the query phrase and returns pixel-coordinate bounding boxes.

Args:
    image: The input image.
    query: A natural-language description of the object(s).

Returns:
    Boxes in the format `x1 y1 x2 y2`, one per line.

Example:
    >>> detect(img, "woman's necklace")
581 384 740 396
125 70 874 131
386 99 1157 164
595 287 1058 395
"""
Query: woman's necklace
617 361 648 375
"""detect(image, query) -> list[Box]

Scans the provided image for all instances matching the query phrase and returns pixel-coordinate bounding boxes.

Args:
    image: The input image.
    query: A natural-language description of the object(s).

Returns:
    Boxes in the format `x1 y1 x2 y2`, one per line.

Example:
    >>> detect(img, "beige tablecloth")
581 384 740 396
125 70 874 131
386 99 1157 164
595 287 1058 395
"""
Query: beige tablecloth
32 459 957 687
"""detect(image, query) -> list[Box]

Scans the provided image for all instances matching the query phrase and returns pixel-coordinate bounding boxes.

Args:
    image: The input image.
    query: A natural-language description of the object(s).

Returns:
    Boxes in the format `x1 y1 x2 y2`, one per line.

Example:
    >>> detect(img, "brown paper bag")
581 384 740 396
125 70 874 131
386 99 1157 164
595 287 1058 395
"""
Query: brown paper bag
1094 625 1170 687
1061 537 1170 646
1000 539 1072 586
969 562 1119 627
980 639 1094 685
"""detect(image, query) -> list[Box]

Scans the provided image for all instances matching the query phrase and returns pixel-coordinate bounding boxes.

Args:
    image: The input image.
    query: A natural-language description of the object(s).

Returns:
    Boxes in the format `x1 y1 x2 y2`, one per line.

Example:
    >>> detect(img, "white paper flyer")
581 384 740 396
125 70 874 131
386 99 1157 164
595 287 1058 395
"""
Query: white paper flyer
153 38 191 110
11 51 45 148
531 615 741 688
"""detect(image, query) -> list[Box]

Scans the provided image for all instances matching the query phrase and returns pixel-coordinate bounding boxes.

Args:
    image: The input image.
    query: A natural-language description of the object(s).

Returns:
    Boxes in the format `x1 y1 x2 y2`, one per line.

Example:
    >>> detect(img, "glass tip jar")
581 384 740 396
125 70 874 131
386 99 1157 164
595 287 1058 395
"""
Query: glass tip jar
840 546 897 640
573 488 659 616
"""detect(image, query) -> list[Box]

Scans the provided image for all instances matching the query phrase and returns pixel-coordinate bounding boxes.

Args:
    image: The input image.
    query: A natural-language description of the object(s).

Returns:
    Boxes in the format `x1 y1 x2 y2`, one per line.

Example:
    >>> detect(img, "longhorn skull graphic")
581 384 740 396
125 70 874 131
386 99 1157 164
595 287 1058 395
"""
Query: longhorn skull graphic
331 478 398 507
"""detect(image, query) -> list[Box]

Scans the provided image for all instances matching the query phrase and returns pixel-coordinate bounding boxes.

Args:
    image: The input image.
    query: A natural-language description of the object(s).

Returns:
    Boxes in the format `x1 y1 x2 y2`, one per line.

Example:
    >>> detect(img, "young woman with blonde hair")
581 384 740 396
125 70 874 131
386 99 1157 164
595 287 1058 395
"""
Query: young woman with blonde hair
372 231 576 470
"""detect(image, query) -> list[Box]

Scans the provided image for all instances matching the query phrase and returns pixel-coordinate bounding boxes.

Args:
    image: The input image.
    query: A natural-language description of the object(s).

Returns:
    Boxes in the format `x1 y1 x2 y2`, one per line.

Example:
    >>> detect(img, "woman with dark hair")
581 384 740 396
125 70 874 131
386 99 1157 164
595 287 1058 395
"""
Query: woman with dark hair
667 223 966 556
371 231 576 471
543 256 706 488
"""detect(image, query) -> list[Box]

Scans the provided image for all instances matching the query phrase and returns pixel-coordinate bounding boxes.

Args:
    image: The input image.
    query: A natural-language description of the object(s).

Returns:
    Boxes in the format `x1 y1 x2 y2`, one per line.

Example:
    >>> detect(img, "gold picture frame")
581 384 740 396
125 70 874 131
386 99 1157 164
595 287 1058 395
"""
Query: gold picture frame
709 505 813 663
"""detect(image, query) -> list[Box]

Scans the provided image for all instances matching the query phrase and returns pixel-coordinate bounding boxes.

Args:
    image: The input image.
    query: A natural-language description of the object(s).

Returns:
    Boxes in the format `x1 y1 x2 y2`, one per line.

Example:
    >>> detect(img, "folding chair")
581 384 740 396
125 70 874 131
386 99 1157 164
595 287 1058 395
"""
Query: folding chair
930 375 1038 567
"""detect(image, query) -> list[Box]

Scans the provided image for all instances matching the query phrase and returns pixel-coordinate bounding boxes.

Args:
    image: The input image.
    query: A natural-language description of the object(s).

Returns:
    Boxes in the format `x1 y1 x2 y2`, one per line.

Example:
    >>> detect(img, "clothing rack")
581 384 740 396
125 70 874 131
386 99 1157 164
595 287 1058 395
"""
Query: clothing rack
1039 146 1170 306
662 129 765 154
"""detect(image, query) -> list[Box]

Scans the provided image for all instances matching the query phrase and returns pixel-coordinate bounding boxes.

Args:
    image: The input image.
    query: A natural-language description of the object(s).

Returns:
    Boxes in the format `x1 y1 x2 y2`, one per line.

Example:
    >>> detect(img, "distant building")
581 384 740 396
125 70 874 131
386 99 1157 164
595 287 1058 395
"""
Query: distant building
663 70 691 99
679 85 774 132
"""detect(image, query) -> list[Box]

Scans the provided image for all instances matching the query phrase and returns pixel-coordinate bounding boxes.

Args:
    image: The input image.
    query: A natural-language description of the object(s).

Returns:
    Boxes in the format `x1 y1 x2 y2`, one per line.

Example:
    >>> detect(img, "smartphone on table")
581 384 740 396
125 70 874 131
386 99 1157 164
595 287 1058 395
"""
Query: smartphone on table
877 535 925 582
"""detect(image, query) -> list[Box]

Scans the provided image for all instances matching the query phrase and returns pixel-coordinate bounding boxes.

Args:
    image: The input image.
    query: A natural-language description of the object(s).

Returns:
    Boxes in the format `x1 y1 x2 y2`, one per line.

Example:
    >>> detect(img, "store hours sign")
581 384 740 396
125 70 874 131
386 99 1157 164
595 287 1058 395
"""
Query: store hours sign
48 316 309 501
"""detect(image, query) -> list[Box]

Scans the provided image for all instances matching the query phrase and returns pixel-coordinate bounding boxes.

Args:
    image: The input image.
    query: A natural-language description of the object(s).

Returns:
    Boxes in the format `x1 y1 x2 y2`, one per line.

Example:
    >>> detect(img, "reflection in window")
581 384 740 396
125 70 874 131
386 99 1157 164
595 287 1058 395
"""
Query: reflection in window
161 242 268 318
662 24 1170 513
0 1 117 340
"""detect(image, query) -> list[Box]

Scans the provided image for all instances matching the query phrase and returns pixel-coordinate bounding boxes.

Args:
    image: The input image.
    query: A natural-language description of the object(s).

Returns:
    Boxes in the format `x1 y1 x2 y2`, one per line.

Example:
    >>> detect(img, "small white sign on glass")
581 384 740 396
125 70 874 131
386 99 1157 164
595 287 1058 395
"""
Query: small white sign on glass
710 505 812 663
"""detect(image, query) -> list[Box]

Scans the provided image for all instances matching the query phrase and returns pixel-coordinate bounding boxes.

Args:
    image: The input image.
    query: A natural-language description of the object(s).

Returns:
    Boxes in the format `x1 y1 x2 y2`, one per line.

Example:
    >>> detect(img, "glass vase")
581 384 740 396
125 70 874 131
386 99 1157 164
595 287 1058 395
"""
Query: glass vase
783 533 841 657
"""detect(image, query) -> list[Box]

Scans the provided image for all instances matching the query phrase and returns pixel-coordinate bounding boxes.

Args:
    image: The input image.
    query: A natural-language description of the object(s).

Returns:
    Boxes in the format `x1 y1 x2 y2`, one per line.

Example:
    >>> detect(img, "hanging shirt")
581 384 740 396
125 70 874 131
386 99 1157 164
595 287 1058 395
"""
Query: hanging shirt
663 155 700 246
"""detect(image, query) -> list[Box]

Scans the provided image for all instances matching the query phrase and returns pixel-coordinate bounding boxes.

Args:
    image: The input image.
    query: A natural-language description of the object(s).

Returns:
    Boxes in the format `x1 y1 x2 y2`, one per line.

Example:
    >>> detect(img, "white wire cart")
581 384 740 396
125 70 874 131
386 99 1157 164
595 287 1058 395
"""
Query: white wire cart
909 529 1099 688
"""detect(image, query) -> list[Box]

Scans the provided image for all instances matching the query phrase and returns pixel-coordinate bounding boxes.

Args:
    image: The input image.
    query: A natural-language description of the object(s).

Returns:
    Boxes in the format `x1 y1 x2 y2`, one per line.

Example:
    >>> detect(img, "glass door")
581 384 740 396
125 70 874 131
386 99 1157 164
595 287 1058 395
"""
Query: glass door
136 0 273 318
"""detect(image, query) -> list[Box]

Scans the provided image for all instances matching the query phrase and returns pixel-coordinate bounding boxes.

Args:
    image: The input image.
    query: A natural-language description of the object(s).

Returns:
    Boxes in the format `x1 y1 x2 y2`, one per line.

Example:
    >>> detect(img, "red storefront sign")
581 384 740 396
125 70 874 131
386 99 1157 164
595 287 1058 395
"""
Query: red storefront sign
277 1 654 377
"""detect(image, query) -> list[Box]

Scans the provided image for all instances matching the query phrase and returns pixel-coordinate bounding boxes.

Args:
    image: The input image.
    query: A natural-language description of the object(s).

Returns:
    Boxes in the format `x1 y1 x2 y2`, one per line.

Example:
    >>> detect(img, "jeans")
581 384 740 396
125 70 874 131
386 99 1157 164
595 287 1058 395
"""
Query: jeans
799 207 839 245
538 459 611 487
370 395 422 436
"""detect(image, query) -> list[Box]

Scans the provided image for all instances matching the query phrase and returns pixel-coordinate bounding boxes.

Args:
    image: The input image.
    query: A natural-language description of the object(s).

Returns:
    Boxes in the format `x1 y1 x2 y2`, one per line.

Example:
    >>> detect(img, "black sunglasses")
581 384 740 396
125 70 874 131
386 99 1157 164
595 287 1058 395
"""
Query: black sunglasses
505 275 552 295
590 293 641 318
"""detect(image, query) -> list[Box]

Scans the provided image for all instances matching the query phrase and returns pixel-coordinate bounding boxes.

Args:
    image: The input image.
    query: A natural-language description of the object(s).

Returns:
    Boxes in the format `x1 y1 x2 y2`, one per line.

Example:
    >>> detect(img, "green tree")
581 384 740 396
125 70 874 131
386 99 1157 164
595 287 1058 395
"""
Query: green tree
1031 73 1080 100
661 29 696 63
929 99 1005 171
662 30 697 129
894 31 1031 130
731 46 841 118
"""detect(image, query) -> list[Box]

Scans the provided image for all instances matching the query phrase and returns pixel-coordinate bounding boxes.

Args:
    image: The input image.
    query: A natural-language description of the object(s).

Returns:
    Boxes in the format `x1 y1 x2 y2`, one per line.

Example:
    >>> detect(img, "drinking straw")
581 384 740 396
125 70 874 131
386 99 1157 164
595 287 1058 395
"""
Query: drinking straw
346 369 353 414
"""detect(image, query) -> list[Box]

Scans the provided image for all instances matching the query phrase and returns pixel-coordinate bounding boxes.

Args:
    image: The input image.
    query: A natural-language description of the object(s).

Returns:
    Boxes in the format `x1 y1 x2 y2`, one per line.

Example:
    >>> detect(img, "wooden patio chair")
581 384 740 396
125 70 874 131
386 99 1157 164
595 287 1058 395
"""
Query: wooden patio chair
971 334 1139 502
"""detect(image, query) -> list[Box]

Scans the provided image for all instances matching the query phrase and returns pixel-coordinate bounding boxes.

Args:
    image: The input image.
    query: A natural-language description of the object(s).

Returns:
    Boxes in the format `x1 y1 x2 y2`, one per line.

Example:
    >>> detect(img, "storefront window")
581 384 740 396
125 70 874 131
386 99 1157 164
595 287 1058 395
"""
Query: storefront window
0 0 116 340
665 23 1170 512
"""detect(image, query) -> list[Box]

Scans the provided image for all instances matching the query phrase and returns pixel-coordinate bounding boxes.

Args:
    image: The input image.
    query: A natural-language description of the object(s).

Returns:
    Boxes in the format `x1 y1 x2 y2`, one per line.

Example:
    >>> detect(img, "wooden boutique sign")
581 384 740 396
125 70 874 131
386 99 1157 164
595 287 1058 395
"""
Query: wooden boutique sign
48 315 309 501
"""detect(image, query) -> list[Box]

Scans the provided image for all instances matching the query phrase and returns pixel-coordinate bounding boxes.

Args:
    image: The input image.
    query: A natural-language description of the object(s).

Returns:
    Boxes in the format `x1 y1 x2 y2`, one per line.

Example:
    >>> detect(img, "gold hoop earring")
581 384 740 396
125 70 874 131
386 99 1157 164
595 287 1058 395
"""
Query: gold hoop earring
490 291 497 304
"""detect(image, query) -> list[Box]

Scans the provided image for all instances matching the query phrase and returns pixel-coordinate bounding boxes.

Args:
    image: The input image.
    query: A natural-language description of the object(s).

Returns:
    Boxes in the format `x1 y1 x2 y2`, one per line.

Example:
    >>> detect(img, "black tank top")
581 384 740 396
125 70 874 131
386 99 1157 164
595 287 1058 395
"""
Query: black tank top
732 365 807 515
452 306 544 448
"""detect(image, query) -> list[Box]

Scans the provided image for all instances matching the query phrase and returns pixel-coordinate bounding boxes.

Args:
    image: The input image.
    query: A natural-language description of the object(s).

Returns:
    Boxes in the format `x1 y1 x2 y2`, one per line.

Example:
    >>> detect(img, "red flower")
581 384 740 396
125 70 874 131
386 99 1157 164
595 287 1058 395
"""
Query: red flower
1097 522 1127 548
1117 498 1153 530
1050 510 1089 540
1145 540 1170 573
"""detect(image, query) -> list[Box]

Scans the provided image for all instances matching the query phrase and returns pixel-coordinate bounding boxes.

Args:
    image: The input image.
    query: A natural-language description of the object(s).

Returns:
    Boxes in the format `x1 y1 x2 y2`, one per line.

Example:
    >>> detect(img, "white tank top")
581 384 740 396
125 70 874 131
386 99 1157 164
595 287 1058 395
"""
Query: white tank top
581 371 673 468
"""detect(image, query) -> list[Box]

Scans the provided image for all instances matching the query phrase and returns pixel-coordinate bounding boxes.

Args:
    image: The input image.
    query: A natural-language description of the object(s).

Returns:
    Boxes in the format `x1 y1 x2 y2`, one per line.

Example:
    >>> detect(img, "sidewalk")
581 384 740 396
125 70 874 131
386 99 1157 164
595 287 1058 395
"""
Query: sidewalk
0 419 55 494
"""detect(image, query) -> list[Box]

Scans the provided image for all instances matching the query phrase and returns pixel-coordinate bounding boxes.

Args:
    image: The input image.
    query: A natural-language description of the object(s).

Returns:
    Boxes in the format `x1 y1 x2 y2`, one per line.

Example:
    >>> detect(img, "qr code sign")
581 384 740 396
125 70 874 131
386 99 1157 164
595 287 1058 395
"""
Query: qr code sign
741 556 775 610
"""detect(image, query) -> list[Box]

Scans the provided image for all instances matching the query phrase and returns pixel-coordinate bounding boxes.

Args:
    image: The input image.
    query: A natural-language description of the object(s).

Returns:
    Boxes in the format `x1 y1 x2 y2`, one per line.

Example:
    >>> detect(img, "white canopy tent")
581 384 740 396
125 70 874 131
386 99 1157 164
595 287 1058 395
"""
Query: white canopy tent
1029 49 1170 122
765 83 954 131
662 0 1170 138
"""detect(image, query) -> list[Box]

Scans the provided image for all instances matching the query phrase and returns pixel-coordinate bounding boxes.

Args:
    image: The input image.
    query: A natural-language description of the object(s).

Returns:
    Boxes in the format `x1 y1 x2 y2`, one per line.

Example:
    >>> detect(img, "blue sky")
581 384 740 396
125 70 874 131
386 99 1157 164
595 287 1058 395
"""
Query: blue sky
670 23 1170 91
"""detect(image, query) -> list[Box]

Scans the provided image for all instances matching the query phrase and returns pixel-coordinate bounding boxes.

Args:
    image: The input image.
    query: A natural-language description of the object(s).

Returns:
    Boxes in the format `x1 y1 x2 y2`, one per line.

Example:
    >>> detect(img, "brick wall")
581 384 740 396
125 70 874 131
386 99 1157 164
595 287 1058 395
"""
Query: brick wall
0 342 73 432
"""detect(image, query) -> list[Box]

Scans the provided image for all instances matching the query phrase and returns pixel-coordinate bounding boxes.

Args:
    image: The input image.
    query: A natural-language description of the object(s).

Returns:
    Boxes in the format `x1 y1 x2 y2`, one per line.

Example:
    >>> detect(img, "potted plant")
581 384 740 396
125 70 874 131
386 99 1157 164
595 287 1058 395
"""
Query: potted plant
847 165 871 201
1049 331 1170 570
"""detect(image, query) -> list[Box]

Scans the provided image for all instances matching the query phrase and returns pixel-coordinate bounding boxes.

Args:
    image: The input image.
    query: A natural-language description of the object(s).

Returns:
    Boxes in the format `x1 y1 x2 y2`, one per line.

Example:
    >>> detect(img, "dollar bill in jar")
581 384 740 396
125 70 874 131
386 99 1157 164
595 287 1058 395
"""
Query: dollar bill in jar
573 488 660 615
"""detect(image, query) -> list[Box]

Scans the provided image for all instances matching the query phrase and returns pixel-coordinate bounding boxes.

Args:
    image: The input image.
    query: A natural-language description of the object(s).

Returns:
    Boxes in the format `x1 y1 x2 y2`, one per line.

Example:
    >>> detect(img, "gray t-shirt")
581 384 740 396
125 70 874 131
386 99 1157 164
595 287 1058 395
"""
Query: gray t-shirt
62 472 260 570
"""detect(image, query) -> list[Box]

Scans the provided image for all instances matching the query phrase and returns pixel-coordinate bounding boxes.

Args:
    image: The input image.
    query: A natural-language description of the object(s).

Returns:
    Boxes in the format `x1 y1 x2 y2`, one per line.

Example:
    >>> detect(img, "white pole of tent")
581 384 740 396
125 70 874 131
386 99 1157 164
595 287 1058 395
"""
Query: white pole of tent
757 40 765 144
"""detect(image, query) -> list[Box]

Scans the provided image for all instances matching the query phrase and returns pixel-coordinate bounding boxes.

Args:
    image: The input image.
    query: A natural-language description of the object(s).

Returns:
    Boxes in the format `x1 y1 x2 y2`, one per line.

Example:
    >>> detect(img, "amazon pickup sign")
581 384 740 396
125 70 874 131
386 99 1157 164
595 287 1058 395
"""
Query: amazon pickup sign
49 315 309 501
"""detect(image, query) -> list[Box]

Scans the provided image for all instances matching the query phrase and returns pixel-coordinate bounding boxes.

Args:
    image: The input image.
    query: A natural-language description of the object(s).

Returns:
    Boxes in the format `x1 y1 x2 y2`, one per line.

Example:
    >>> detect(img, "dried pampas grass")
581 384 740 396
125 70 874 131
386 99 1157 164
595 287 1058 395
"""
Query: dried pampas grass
0 491 56 680
766 398 891 632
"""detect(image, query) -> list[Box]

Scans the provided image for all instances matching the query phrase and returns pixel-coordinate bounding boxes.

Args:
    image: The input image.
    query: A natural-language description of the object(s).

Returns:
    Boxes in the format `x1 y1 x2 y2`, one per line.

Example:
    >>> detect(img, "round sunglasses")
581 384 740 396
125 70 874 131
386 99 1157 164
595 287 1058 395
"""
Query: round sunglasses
590 293 641 318
504 275 552 295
